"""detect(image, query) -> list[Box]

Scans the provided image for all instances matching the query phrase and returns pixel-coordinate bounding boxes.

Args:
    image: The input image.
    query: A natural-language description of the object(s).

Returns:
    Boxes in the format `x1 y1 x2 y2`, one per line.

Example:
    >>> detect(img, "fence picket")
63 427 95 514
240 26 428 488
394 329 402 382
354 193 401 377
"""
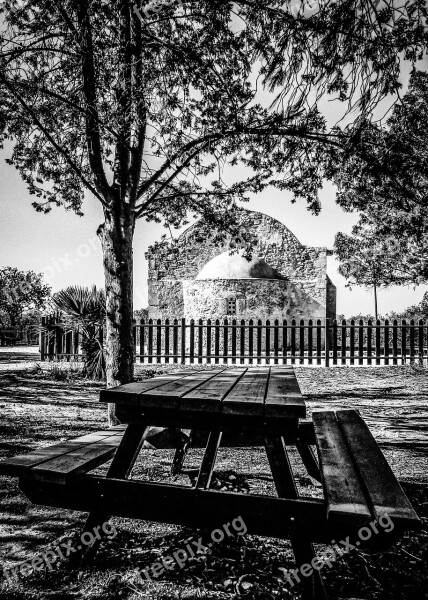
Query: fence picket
291 319 296 365
198 319 203 364
419 320 424 365
299 319 304 365
249 319 254 365
257 320 262 365
240 319 246 365
189 319 195 364
332 319 338 366
341 319 347 365
206 319 212 364
401 320 407 365
410 319 415 362
223 319 229 364
393 319 398 365
165 319 170 363
266 320 271 364
384 319 389 366
375 319 381 366
274 319 279 365
367 319 372 365
358 319 364 366
307 319 313 366
232 319 237 365
173 319 178 364
140 319 145 363
148 319 153 364
157 319 162 363
282 320 288 365
181 318 186 364
214 319 220 365
316 319 321 365
350 319 355 366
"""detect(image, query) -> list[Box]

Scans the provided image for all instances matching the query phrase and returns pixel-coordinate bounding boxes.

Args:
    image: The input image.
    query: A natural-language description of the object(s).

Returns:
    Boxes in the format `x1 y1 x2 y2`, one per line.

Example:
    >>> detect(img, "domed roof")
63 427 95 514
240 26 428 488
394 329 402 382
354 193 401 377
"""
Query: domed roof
196 251 284 280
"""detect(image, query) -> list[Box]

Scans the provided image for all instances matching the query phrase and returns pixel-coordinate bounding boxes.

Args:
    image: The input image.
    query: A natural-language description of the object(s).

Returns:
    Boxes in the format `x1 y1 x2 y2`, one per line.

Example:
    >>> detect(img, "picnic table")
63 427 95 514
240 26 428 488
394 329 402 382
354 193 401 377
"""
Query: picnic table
0 366 420 599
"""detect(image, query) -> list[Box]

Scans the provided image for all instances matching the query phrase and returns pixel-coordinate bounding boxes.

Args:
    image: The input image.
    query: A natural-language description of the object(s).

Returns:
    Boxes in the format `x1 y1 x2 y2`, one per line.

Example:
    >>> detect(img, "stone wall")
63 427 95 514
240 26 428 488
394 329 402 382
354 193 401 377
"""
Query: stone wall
182 279 326 321
146 208 336 320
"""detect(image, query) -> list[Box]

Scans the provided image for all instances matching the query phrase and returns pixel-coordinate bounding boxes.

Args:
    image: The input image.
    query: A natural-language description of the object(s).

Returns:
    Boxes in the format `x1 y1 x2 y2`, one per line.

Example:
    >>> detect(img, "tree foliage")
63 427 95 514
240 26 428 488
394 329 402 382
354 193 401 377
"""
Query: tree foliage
333 69 428 287
0 266 51 329
0 1 426 230
52 285 106 379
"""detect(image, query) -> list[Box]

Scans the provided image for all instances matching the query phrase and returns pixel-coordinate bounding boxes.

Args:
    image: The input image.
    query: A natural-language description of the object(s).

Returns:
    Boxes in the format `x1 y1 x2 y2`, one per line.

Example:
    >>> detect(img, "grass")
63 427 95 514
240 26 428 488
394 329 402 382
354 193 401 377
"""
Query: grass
0 365 427 599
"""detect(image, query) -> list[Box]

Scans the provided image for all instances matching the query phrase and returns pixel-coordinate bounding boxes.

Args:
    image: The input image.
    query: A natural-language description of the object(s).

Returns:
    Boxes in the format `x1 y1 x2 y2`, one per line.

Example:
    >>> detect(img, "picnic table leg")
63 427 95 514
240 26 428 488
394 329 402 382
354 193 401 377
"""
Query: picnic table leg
171 428 192 475
195 429 223 489
264 436 328 600
69 422 148 568
296 438 322 483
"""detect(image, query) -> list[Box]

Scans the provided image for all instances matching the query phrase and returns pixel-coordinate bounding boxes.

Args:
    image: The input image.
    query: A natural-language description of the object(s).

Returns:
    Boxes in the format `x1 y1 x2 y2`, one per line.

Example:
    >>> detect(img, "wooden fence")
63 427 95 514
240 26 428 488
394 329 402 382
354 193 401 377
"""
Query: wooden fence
40 317 428 367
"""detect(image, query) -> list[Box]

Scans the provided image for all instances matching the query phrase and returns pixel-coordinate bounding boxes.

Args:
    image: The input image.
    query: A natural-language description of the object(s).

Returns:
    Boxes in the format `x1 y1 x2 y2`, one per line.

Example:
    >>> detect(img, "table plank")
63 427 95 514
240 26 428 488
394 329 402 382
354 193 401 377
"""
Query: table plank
32 432 124 482
147 369 226 401
337 410 420 524
180 368 247 412
222 368 269 416
100 371 200 405
313 411 371 523
0 428 125 476
264 368 306 418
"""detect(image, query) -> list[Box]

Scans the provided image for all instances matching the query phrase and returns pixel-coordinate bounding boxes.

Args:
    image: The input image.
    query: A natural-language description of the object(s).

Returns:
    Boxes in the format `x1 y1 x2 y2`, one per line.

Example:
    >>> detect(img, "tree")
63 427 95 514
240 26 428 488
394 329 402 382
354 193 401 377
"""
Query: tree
332 69 428 288
53 285 106 380
0 267 51 337
334 231 406 319
1 1 426 421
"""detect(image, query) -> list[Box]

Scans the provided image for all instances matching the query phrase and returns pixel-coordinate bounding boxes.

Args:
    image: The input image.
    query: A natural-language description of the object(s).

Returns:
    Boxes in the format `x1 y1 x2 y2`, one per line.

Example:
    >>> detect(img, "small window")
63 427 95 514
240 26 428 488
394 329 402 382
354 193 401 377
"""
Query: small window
227 297 237 315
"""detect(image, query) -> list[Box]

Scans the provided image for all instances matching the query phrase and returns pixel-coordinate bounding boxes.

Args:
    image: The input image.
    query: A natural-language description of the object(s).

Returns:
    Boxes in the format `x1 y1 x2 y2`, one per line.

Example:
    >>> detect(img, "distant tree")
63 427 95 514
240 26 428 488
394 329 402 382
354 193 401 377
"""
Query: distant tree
1 1 426 422
387 292 428 322
0 267 51 337
53 286 106 380
334 231 406 319
332 70 428 288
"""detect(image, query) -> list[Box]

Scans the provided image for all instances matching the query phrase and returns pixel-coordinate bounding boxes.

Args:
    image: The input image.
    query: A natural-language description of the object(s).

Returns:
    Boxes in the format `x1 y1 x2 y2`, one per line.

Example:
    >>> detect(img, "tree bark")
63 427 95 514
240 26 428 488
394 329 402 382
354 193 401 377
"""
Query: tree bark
99 208 135 425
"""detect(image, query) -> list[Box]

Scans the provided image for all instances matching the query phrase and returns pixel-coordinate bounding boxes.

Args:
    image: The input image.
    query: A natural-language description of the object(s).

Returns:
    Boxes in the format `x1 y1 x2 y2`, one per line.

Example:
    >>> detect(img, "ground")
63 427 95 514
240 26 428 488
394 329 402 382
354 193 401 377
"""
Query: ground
0 348 427 600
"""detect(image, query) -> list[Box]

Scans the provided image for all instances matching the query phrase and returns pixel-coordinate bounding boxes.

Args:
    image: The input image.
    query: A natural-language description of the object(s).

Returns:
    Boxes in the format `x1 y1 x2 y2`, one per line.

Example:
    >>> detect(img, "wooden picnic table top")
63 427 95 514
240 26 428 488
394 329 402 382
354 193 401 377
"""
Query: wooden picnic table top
100 367 306 427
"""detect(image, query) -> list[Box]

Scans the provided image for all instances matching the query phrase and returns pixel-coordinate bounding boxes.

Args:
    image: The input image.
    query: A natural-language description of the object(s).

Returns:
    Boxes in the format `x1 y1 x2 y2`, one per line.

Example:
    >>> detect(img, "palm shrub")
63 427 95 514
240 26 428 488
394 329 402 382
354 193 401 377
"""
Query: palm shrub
53 286 106 380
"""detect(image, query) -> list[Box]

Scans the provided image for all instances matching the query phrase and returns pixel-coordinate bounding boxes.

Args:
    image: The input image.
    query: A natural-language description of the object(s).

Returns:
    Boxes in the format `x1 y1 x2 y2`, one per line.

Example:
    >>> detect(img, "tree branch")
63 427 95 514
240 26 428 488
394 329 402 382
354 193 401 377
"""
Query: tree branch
0 72 108 206
75 1 111 201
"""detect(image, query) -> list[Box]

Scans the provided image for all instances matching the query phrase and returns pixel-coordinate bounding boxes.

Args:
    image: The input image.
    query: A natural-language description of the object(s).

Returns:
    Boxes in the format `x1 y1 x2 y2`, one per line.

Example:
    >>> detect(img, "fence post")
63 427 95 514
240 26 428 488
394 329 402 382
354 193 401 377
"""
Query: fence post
189 319 195 364
40 316 46 361
156 319 162 364
325 318 330 367
140 319 145 363
148 319 153 364
181 318 186 364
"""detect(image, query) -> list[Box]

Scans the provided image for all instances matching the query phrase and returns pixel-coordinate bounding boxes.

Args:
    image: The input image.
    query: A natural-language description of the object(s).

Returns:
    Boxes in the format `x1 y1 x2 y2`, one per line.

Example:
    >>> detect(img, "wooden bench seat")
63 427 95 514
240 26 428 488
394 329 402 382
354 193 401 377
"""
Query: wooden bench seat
312 409 420 528
0 426 126 483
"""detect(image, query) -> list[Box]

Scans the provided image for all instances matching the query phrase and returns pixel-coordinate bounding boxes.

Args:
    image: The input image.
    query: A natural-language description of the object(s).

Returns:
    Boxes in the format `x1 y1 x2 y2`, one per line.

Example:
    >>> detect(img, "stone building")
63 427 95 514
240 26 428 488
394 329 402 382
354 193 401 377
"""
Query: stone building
146 209 336 322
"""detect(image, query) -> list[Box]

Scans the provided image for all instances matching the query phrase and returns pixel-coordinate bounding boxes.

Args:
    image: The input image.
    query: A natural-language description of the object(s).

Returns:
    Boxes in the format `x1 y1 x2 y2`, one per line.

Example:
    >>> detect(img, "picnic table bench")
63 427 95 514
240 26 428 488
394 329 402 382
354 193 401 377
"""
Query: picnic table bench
0 367 420 599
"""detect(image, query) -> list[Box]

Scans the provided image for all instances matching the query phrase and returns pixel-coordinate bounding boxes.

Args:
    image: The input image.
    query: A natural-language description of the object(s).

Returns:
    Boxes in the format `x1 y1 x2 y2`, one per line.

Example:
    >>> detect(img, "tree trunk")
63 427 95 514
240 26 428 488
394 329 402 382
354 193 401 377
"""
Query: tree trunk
99 209 135 425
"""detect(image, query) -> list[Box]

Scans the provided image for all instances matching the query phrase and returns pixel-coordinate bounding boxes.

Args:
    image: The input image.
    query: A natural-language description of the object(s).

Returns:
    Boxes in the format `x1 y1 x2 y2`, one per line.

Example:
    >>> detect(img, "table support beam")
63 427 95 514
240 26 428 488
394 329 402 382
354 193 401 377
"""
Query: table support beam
68 422 148 568
264 436 328 600
196 429 223 489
